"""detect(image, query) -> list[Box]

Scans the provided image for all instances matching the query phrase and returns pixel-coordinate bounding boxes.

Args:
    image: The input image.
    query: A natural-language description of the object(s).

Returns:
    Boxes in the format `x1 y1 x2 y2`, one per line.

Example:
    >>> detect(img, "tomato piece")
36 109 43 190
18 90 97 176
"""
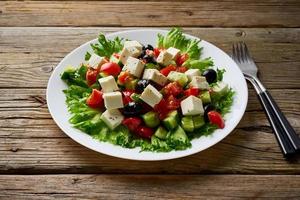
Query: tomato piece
163 82 183 97
136 126 154 139
184 87 199 97
122 90 134 105
118 71 131 84
207 111 225 129
166 95 181 110
122 117 142 132
86 89 104 108
100 62 121 77
176 53 189 66
160 65 177 76
154 99 169 120
112 53 120 59
177 66 188 73
86 68 99 86
153 48 161 57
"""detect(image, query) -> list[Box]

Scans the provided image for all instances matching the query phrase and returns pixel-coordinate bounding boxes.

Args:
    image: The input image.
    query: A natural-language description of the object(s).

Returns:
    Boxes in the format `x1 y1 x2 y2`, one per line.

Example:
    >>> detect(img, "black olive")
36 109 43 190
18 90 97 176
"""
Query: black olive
138 50 146 59
202 69 217 84
135 79 150 93
204 104 216 122
142 44 154 51
122 102 143 116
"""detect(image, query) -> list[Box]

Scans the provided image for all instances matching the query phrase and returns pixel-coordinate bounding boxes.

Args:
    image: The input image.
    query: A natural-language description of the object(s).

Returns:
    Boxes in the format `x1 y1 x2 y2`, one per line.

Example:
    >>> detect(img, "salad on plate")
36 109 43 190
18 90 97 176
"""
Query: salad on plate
60 28 234 152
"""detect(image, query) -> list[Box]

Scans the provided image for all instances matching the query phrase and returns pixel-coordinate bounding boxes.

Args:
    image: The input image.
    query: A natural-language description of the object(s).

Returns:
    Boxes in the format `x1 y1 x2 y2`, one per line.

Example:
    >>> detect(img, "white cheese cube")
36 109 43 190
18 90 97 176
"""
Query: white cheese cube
101 109 124 130
166 47 180 59
140 84 163 108
142 69 168 86
124 40 143 51
98 76 119 93
103 91 124 109
119 47 142 65
124 56 144 78
157 50 173 66
189 76 209 90
185 69 201 81
88 53 106 69
181 96 204 116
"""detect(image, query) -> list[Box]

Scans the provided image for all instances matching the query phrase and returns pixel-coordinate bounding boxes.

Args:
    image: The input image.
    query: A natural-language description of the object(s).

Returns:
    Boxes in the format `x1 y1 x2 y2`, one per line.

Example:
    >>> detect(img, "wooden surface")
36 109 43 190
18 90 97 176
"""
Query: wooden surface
1 0 300 199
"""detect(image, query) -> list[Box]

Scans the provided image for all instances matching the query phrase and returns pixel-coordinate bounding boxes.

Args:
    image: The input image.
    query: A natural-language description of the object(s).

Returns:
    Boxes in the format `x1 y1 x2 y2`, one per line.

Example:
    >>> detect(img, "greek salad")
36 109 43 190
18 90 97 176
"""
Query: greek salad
61 28 234 152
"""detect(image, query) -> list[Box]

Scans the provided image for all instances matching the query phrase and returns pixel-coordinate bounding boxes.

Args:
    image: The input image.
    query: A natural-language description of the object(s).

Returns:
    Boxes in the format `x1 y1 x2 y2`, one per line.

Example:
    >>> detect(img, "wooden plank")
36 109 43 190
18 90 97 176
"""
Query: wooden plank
0 27 299 89
0 175 299 199
0 1 300 27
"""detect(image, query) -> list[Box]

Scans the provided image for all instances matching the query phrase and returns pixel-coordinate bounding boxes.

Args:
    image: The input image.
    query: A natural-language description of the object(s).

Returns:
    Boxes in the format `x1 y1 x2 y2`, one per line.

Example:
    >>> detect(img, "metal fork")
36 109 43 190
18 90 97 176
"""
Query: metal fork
232 42 300 157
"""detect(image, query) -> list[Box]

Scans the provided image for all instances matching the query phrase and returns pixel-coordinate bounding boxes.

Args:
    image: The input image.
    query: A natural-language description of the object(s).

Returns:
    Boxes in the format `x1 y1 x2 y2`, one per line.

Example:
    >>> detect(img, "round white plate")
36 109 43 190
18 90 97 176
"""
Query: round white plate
47 29 248 161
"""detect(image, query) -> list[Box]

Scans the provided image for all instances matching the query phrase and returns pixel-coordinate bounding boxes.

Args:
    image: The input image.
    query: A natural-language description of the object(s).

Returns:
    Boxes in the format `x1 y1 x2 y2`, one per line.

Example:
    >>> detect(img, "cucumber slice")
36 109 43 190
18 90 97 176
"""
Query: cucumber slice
130 93 142 102
145 63 160 70
181 116 194 132
142 111 160 128
169 125 189 144
154 126 168 139
61 66 76 80
163 111 179 130
125 79 138 90
199 91 211 104
193 115 205 129
167 71 189 87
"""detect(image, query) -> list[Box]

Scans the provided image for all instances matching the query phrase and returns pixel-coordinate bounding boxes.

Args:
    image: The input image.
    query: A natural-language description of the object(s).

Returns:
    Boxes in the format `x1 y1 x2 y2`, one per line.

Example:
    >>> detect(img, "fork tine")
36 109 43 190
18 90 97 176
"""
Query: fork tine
240 42 246 62
232 43 239 62
243 42 253 62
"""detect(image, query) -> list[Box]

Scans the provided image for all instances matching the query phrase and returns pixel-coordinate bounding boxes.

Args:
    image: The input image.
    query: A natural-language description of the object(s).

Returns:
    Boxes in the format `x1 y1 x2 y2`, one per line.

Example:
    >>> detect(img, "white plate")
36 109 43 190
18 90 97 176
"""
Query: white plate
47 29 248 161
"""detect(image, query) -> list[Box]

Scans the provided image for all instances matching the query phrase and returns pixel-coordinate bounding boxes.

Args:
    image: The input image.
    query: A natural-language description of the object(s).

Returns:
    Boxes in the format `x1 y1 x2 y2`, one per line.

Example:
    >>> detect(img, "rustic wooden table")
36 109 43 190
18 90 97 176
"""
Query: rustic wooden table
0 0 300 199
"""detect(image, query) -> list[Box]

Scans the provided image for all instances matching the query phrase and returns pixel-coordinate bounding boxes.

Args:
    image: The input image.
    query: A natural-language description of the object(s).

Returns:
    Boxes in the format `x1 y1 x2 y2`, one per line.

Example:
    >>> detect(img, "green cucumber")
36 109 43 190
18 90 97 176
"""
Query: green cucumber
125 79 138 90
142 111 160 128
169 125 189 144
167 71 189 87
199 90 211 104
154 126 168 139
181 116 194 132
193 115 205 129
145 63 160 70
163 110 179 130
130 93 142 102
61 66 76 80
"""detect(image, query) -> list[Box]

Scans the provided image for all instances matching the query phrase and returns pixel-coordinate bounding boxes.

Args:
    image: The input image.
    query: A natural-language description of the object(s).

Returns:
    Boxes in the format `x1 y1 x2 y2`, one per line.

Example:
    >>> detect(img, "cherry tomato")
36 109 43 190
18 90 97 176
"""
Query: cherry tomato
136 126 154 139
176 53 189 66
177 66 188 73
154 99 169 120
118 71 131 84
160 65 177 76
184 87 199 97
86 89 104 108
122 117 142 132
86 68 99 86
163 82 183 97
153 48 161 57
100 62 121 77
207 111 225 129
166 95 181 110
112 53 120 59
122 90 134 105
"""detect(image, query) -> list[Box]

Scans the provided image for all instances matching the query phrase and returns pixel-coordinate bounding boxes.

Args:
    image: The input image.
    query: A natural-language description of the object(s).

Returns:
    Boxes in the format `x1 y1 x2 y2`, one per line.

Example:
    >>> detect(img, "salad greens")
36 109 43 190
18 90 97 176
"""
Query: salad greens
61 28 235 152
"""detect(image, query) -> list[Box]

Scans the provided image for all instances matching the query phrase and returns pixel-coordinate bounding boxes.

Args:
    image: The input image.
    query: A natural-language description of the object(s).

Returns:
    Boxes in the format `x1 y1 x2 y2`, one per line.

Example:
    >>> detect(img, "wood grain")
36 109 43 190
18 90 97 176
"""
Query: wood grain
0 27 299 89
1 1 300 27
0 175 299 199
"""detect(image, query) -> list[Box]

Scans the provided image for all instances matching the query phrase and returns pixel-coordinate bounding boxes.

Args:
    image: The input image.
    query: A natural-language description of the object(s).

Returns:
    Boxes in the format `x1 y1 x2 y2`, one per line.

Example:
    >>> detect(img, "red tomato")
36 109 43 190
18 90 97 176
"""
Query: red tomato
86 68 99 86
154 99 169 120
86 89 104 108
184 87 199 97
118 71 131 84
100 62 121 76
177 66 188 73
163 82 183 97
112 53 120 59
160 65 177 76
207 111 225 129
166 95 181 110
122 90 134 105
176 53 189 66
153 48 161 57
136 126 154 139
122 117 142 132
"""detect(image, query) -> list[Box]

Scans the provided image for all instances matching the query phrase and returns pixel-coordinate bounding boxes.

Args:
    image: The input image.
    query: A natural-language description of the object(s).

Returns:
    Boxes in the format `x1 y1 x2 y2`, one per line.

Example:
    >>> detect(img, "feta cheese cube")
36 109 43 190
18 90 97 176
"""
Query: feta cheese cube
189 76 209 90
103 91 124 109
124 56 145 78
166 47 180 59
142 69 168 86
120 46 141 64
101 109 124 130
88 53 106 69
124 40 143 51
185 69 201 81
98 76 119 93
140 84 163 108
181 96 204 116
157 50 173 66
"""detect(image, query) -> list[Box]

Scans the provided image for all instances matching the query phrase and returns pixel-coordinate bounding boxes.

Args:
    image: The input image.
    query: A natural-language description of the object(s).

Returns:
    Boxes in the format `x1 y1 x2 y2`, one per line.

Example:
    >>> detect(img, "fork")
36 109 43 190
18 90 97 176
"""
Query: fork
232 42 300 157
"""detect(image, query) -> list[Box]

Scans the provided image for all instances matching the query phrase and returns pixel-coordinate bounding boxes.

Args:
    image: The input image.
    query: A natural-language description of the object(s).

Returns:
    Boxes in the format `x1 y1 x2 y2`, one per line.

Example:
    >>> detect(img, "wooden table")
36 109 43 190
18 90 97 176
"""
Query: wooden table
1 1 300 199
